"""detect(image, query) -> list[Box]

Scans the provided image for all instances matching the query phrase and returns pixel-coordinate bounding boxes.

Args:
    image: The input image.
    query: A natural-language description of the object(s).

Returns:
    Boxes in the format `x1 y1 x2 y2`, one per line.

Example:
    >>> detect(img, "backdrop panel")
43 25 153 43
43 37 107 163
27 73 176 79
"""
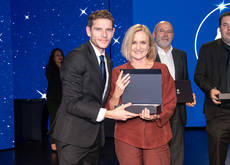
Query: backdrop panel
133 0 230 126
0 0 14 150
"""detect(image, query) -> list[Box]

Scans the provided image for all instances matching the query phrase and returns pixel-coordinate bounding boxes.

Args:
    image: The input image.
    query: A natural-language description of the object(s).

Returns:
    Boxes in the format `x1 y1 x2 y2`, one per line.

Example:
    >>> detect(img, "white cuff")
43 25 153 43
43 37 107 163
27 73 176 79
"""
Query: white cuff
96 108 107 122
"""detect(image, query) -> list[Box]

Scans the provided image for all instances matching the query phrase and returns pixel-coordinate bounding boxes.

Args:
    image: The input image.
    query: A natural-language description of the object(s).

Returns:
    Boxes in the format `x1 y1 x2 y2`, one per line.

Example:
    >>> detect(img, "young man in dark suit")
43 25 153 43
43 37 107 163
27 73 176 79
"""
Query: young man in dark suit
194 12 230 165
51 10 138 165
153 21 196 165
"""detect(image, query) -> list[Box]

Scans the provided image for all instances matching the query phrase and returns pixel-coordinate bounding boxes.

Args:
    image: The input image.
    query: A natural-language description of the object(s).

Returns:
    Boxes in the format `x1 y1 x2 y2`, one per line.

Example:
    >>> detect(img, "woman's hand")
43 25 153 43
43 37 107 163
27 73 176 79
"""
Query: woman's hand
139 108 160 121
113 70 130 98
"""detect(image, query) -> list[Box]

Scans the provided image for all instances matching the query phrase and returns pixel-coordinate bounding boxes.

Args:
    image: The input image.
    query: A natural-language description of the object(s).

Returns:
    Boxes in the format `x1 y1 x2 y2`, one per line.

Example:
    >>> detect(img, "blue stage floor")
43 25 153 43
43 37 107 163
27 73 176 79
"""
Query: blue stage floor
1 128 230 165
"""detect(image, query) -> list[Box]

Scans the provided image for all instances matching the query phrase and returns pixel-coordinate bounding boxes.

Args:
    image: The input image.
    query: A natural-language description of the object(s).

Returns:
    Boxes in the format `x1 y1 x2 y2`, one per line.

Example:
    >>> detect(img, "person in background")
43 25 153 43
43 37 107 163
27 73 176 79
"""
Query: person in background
51 10 137 165
153 21 196 165
194 12 230 165
106 24 177 165
46 48 64 151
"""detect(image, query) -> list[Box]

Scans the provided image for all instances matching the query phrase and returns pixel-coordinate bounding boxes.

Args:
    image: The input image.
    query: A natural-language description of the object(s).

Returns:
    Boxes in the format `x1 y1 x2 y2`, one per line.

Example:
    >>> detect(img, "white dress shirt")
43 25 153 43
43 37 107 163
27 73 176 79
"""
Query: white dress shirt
156 45 175 80
90 41 108 122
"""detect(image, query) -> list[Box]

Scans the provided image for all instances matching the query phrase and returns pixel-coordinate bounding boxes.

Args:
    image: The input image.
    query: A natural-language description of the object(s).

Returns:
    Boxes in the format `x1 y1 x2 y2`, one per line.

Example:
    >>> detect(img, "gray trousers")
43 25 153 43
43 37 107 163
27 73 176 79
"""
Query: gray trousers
169 107 185 165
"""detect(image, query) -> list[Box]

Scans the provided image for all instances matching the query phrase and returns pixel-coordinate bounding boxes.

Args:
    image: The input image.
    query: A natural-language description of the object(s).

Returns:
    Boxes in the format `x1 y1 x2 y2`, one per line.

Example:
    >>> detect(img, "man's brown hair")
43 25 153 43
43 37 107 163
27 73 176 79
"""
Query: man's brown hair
88 10 114 28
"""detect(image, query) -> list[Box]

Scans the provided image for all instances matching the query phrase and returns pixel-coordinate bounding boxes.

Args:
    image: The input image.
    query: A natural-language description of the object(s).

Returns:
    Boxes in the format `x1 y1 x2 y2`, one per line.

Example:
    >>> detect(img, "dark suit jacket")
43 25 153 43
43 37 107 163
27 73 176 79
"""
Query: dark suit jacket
51 41 113 147
156 48 188 124
194 39 227 120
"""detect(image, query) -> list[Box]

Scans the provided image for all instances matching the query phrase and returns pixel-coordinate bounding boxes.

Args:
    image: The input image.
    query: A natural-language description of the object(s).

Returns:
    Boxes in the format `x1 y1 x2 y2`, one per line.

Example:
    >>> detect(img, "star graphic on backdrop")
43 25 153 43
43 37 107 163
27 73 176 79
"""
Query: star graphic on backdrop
80 7 88 16
217 1 228 11
24 14 30 20
114 24 122 29
36 90 46 99
112 37 120 45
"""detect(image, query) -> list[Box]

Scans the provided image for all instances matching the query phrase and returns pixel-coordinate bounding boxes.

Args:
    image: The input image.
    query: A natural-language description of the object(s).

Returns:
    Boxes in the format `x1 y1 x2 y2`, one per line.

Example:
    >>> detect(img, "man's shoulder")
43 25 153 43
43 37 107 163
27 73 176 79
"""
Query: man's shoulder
201 39 221 49
172 48 186 55
72 41 91 53
61 42 91 71
65 41 91 59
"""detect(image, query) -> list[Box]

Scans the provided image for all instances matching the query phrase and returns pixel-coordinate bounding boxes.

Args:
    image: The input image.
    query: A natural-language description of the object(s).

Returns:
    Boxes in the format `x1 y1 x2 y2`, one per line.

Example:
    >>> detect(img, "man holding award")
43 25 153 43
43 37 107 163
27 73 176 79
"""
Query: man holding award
194 12 230 165
153 21 196 165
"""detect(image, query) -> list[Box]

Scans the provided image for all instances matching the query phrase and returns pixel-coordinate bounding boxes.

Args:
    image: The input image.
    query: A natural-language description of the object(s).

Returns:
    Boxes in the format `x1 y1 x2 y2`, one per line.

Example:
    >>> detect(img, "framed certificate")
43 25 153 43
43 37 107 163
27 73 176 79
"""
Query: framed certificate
121 69 162 114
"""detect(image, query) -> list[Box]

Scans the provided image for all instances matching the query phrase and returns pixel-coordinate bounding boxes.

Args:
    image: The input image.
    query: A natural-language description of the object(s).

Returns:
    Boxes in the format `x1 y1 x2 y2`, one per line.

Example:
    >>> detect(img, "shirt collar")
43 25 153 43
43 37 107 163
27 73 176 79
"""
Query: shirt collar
156 45 173 55
89 41 105 58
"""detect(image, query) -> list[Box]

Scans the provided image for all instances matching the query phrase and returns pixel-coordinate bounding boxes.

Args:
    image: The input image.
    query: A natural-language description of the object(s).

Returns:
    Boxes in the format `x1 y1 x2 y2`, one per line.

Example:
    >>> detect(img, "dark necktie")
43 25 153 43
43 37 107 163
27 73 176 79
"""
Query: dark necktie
99 55 106 88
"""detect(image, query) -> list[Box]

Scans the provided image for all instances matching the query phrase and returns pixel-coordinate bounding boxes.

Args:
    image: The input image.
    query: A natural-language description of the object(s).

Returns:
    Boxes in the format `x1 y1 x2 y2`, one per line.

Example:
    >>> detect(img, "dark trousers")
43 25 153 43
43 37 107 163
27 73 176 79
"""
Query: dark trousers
169 108 185 165
56 140 102 165
206 115 230 165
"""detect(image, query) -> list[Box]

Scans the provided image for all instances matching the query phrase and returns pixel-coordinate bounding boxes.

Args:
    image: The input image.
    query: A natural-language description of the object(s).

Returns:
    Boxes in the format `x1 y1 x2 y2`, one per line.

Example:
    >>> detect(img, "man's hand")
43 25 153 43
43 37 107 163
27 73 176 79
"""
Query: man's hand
105 103 138 121
186 93 196 107
210 88 221 104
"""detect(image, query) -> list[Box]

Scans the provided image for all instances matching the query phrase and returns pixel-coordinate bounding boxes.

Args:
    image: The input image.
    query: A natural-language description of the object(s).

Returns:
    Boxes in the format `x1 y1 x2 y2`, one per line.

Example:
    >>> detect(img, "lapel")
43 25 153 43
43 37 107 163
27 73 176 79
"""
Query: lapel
85 41 104 89
172 48 179 80
85 41 113 103
216 39 225 85
103 54 113 102
105 54 112 84
156 49 178 80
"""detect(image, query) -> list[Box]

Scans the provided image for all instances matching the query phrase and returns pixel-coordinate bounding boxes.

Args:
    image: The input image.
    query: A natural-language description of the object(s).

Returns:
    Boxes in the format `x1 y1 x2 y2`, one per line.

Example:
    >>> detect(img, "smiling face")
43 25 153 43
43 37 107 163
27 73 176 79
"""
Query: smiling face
154 22 174 50
131 30 150 61
86 18 115 54
220 15 230 45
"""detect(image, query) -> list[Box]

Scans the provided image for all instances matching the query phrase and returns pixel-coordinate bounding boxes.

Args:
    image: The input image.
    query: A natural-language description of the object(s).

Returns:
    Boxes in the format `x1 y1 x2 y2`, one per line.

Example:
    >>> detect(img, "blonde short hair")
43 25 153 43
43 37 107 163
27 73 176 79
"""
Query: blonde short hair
121 24 156 61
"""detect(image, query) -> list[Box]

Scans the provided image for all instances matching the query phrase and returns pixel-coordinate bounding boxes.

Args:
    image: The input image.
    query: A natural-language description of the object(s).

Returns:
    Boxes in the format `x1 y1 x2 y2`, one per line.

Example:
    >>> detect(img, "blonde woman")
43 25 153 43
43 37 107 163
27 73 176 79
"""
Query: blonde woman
106 24 177 165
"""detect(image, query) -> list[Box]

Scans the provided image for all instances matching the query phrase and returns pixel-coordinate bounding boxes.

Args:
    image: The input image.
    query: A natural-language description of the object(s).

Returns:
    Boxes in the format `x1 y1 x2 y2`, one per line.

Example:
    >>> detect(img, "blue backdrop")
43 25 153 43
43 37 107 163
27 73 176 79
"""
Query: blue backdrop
1 0 229 149
0 0 14 150
133 0 230 127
